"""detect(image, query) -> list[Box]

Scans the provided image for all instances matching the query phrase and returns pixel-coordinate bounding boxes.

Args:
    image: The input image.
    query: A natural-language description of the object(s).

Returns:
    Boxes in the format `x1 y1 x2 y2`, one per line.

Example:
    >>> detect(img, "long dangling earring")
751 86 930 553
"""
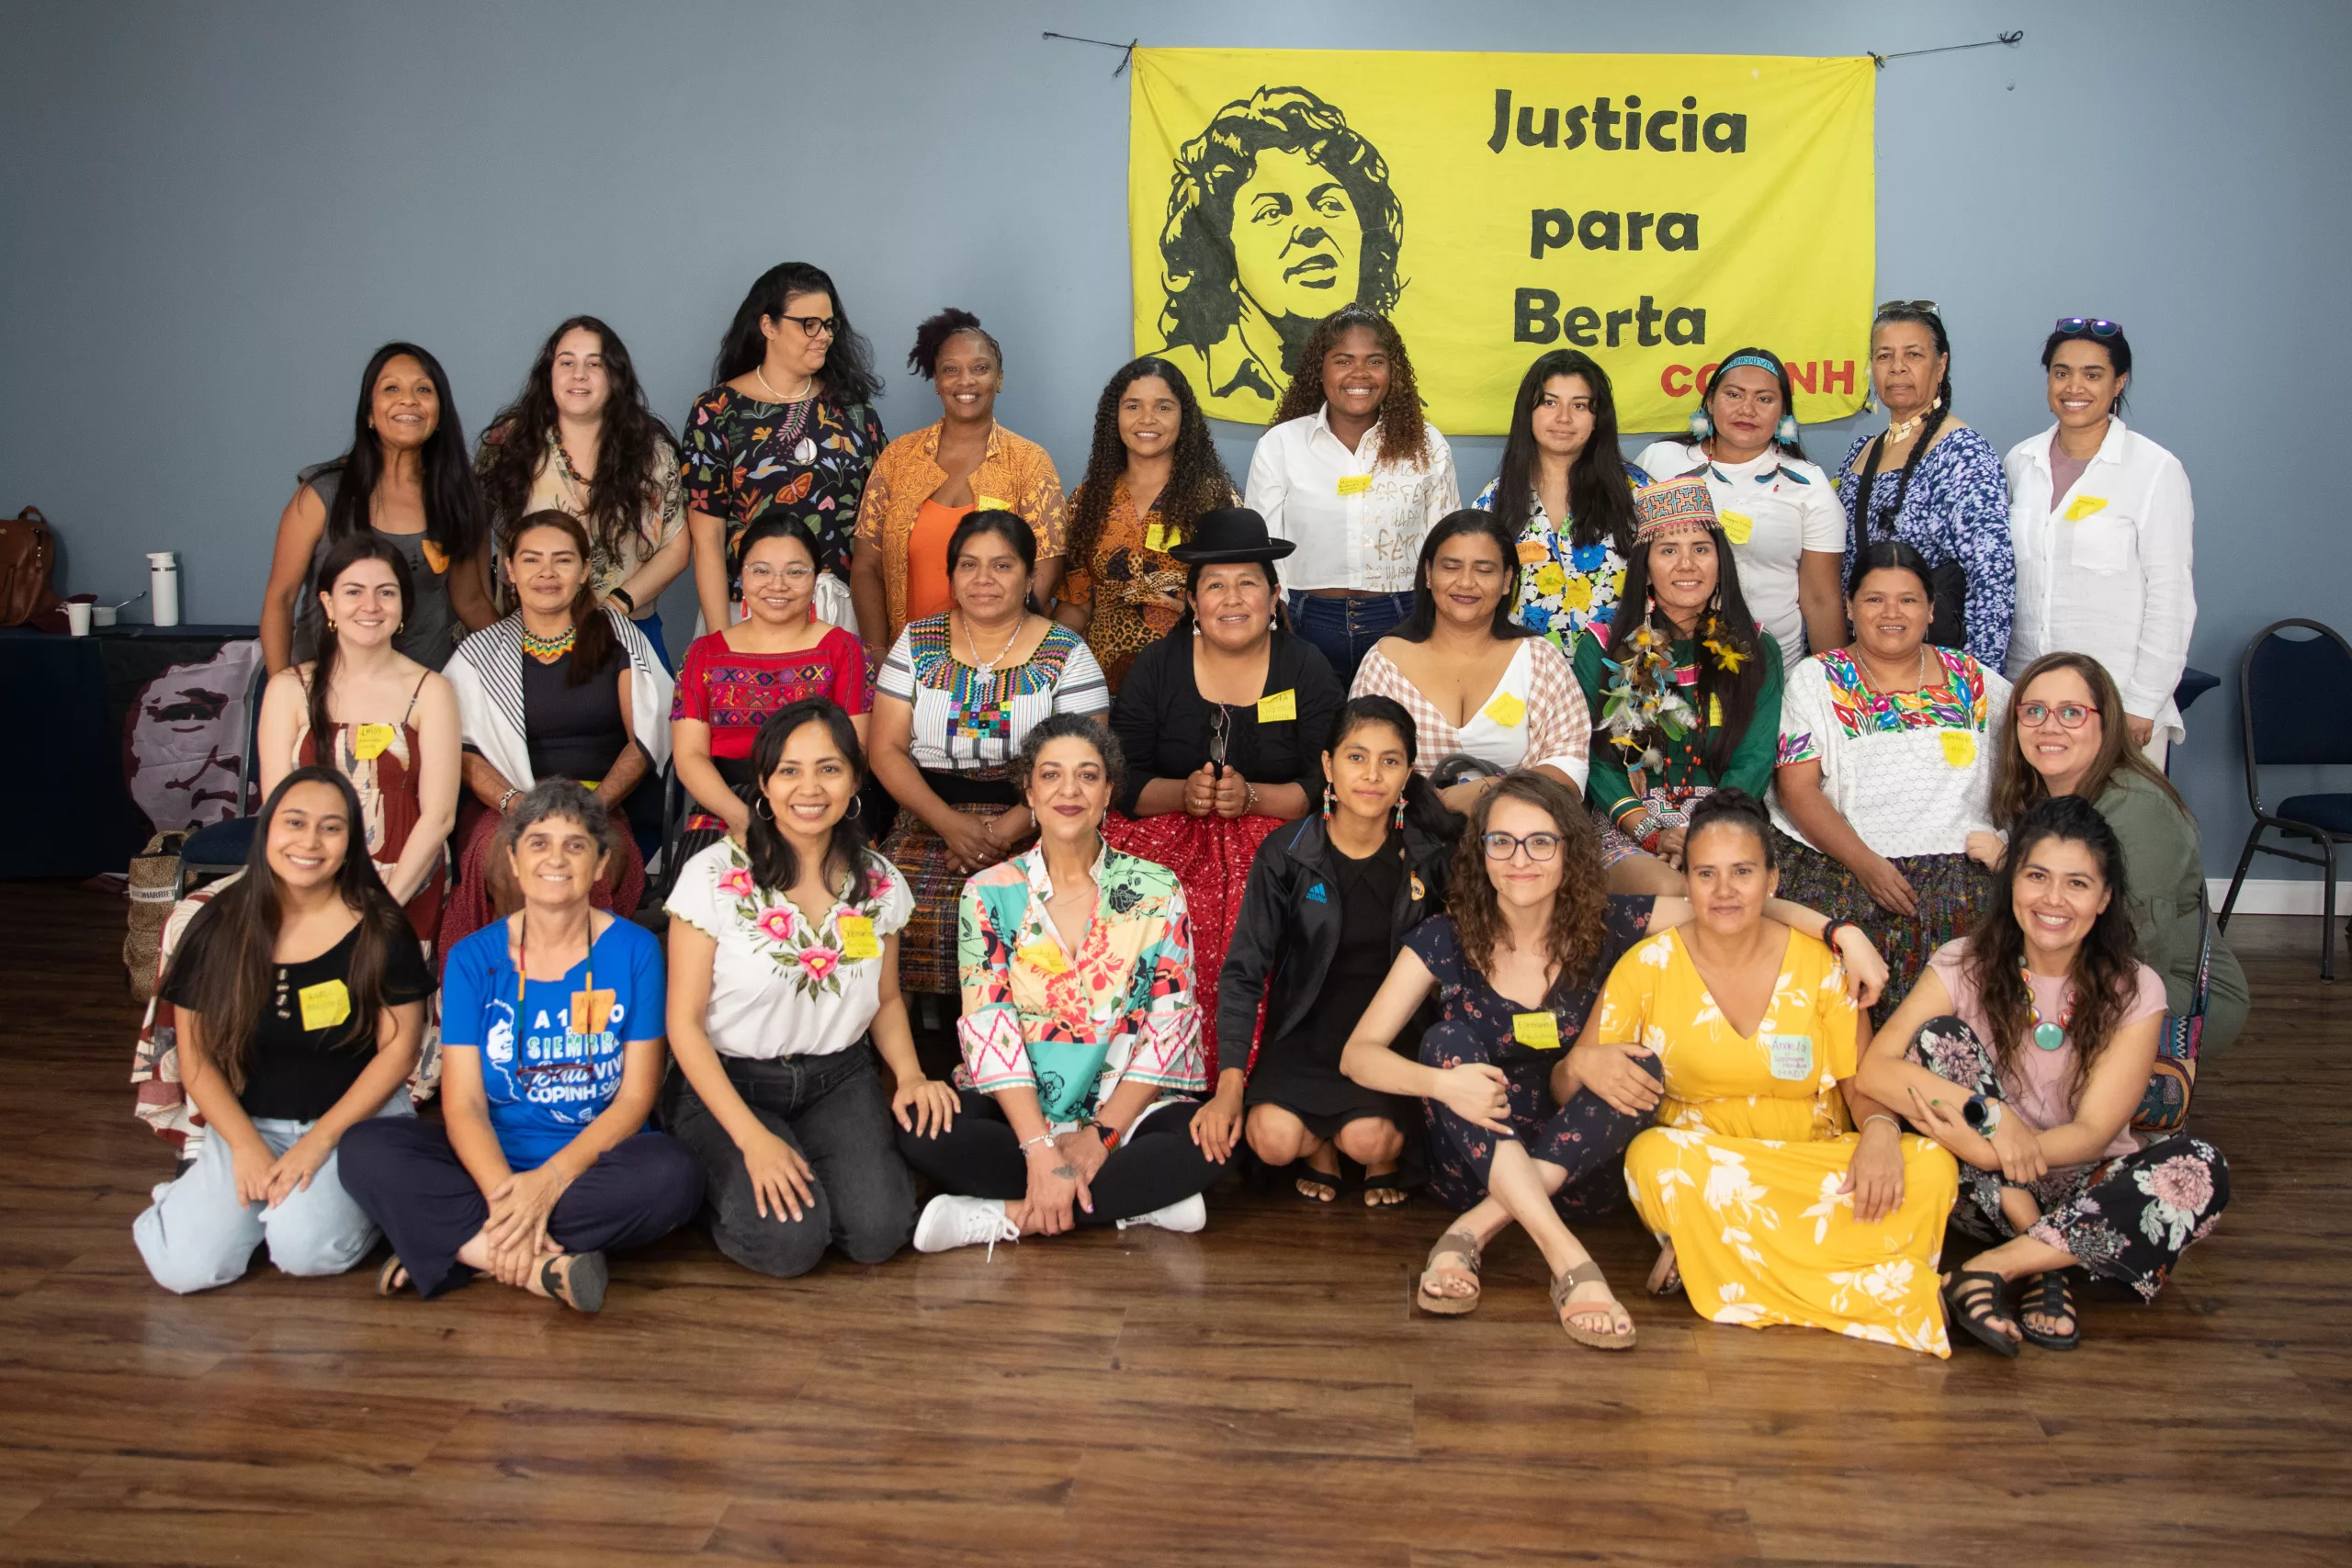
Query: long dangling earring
1322 785 1336 820
1688 409 1713 441
1392 797 1407 830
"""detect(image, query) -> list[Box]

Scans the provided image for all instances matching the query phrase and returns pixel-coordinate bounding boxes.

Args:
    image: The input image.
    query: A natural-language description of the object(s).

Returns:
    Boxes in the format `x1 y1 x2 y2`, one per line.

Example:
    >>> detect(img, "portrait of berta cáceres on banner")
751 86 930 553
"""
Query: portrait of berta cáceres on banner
1149 85 1405 420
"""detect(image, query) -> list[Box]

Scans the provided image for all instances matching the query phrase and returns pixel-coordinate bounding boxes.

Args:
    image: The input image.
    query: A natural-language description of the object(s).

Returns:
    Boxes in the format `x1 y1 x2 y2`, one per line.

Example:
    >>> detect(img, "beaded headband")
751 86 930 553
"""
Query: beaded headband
1632 475 1718 545
1713 353 1783 381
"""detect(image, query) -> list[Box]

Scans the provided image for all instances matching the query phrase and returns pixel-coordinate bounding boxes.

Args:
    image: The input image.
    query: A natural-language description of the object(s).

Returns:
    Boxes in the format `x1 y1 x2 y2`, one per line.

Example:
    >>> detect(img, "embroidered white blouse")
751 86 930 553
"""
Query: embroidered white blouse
664 840 914 1059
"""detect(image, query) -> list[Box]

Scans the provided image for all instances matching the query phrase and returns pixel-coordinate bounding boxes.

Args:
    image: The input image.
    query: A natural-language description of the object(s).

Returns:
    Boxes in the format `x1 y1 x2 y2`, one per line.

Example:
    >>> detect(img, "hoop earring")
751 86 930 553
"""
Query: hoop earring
1322 785 1336 820
1688 410 1713 441
847 795 863 819
753 795 775 822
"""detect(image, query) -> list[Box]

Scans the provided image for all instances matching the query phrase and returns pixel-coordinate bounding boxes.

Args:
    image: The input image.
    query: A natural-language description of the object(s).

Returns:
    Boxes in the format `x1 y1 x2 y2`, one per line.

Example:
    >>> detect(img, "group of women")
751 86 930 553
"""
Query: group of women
125 273 2233 1362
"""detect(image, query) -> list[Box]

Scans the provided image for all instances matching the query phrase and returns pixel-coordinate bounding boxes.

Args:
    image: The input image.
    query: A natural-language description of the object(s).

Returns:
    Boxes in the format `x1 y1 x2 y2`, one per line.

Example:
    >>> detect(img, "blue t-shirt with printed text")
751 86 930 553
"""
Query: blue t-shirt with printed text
440 915 667 1171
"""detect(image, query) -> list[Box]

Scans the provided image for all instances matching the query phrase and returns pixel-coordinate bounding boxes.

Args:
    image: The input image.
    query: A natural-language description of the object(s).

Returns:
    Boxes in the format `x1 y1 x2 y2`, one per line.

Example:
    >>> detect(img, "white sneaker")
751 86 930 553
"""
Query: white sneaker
1115 1193 1206 1234
913 1193 1021 1257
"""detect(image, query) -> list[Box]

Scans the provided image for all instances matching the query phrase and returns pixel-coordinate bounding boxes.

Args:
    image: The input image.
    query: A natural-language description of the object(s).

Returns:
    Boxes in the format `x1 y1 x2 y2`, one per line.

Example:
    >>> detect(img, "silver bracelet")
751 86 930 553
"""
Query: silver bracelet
1017 1134 1056 1154
1862 1112 1902 1135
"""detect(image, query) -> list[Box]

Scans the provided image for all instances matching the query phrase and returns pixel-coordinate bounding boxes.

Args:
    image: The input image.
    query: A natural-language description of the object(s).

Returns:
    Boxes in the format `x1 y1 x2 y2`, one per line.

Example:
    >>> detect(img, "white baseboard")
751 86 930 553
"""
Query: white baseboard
2208 877 2352 916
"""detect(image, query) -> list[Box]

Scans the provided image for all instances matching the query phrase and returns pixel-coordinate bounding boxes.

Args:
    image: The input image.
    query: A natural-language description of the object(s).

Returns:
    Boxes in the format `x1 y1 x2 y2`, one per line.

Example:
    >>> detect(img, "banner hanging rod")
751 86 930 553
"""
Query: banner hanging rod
1870 31 2024 68
1041 31 2028 75
1041 32 1137 76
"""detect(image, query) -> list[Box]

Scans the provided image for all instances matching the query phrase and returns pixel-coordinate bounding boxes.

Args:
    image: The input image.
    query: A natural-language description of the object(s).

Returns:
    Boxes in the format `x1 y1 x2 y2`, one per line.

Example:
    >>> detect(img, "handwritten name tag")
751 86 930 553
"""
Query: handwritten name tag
298 978 352 1032
2063 495 2109 522
1016 941 1069 976
837 915 880 960
1483 692 1527 728
351 723 396 761
1336 473 1373 497
1512 1011 1562 1050
1719 510 1755 545
1256 689 1297 723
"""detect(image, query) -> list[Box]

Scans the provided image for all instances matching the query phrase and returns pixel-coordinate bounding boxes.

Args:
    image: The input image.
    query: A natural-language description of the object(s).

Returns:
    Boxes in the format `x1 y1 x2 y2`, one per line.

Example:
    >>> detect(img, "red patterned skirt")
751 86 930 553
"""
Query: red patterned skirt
1101 809 1282 1081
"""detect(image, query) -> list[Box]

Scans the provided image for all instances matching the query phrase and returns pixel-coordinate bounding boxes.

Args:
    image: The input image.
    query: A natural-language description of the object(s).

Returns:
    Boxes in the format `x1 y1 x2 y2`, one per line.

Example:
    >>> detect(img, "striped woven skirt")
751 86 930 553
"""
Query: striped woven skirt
1770 832 1996 1024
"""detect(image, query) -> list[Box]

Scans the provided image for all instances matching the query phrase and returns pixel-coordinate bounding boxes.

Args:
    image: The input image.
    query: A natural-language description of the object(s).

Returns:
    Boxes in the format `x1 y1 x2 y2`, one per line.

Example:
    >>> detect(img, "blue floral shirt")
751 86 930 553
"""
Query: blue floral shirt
1835 428 2014 668
1473 467 1651 655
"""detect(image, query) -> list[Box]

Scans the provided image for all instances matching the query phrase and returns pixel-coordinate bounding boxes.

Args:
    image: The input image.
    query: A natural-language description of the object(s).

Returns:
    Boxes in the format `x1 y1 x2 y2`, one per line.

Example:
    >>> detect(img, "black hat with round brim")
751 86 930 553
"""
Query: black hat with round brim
1166 507 1297 564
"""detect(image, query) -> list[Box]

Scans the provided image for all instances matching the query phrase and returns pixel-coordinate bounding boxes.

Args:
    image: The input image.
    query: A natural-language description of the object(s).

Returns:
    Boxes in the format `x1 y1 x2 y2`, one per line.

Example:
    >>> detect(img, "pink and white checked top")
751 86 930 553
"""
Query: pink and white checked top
1350 637 1591 790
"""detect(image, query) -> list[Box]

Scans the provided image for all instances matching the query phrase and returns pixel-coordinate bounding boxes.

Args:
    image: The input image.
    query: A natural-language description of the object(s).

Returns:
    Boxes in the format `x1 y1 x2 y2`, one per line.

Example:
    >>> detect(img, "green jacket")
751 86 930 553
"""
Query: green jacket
2095 769 2248 1054
1572 629 1784 827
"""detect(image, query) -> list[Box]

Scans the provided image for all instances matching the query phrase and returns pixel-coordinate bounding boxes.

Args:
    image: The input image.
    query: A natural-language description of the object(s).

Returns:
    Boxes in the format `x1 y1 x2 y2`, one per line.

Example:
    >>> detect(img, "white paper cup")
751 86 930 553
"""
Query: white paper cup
66 602 92 636
91 604 118 626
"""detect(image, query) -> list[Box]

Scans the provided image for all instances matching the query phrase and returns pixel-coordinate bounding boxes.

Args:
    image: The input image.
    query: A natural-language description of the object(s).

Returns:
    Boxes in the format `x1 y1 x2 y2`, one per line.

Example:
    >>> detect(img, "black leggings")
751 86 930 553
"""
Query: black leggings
897 1089 1220 1226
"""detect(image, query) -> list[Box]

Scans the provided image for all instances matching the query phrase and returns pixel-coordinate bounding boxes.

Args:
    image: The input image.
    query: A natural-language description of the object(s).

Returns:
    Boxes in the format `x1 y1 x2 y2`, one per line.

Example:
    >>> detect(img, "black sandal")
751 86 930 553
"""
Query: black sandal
2018 1270 2080 1351
542 1251 607 1314
1361 1171 1408 1209
1284 1160 1340 1203
1941 1269 2020 1358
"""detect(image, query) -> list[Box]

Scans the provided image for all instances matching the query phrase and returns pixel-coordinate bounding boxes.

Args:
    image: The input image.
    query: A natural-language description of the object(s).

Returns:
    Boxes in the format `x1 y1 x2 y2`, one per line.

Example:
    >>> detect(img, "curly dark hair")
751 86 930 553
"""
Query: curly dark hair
476 316 677 579
909 308 1001 379
710 262 881 406
1271 305 1430 470
1446 772 1609 986
1156 85 1406 372
1013 713 1125 805
1064 356 1236 577
1962 795 2144 1105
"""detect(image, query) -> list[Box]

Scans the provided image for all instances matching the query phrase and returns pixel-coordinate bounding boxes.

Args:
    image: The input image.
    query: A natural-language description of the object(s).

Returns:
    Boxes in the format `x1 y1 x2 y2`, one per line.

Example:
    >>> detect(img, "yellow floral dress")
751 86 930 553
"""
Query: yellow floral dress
1608 926 1959 1357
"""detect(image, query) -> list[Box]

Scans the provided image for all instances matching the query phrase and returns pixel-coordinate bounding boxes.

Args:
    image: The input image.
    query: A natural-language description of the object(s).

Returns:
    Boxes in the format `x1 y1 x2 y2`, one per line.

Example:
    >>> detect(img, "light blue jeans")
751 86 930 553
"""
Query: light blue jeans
133 1090 413 1294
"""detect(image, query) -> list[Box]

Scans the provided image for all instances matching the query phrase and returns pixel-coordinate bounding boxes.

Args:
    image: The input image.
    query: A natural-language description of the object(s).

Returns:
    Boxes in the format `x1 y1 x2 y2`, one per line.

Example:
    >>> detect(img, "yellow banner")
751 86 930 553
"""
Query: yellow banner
1130 49 1875 435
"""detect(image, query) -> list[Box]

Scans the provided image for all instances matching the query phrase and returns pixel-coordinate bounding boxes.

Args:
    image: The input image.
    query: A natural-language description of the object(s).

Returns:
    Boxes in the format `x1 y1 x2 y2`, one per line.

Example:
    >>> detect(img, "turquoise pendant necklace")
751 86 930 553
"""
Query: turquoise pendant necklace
2021 961 2074 1052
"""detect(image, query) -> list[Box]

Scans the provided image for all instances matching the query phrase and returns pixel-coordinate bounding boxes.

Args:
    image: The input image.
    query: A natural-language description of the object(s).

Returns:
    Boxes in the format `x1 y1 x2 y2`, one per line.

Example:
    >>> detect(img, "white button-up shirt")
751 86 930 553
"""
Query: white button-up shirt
2002 416 2196 742
1245 405 1459 593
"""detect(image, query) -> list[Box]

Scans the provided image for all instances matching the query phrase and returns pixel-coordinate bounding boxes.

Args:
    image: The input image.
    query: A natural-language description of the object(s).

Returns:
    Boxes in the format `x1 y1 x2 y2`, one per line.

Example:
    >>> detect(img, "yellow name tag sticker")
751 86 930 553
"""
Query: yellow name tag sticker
1483 691 1527 728
1940 730 1978 768
836 914 880 961
419 540 450 574
351 723 397 761
975 494 1009 513
571 987 616 1036
1335 473 1373 497
2063 495 2109 522
1516 537 1551 565
298 978 353 1032
1016 941 1069 976
1719 510 1755 545
1256 688 1297 723
1144 523 1169 553
1512 1011 1562 1050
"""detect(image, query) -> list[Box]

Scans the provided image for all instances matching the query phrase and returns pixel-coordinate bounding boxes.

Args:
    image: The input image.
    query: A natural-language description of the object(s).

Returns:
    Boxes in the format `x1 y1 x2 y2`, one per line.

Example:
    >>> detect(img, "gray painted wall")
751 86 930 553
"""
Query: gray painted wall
6 0 2347 878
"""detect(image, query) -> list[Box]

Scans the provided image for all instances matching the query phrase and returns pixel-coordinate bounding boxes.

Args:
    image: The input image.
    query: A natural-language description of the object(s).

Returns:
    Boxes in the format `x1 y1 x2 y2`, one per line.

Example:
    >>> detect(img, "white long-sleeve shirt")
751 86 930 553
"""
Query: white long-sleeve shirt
2003 416 2196 744
1244 405 1458 593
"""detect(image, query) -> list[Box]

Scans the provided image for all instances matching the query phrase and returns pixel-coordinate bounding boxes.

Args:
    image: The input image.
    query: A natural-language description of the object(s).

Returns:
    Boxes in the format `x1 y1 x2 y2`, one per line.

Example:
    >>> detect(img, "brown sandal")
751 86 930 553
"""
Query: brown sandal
1550 1260 1637 1350
375 1255 411 1296
1416 1228 1482 1315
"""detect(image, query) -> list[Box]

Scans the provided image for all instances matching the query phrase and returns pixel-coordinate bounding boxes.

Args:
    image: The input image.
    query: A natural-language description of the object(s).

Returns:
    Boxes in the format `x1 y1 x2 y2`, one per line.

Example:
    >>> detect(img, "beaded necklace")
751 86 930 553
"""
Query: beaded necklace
521 622 576 661
2022 961 2075 1052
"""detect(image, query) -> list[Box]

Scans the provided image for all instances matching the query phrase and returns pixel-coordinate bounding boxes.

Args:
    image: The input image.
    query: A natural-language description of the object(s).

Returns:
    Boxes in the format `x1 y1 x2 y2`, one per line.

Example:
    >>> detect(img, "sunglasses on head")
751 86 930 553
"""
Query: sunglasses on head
1876 299 1941 319
2055 317 2123 337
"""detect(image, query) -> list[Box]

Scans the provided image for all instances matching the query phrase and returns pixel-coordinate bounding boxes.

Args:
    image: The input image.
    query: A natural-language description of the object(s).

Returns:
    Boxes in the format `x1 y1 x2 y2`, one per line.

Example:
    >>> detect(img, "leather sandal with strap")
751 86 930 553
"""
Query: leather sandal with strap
1416 1228 1482 1315
1550 1260 1637 1350
1941 1268 2021 1358
2018 1269 2080 1351
543 1250 608 1314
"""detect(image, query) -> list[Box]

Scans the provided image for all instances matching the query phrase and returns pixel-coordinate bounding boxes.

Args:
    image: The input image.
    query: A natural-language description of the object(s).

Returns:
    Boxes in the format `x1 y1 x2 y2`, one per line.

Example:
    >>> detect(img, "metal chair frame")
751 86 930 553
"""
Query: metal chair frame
2218 617 2352 981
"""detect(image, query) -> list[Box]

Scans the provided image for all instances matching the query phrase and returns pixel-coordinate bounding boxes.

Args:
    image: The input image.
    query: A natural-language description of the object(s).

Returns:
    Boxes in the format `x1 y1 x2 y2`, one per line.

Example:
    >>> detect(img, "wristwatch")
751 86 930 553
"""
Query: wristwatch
1962 1094 2004 1136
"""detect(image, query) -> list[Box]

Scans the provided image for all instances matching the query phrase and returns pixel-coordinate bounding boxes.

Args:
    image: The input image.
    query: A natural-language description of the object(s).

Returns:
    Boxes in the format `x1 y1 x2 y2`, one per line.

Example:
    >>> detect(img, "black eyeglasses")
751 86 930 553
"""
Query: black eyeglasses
1481 830 1562 863
1876 299 1941 319
2055 317 2123 337
2018 701 2095 730
776 313 838 338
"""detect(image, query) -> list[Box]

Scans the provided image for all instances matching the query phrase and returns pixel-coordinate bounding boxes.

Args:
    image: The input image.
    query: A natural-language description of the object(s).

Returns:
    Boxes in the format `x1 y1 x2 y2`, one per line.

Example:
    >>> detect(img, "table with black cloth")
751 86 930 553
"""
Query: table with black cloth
0 625 258 877
1106 627 1343 814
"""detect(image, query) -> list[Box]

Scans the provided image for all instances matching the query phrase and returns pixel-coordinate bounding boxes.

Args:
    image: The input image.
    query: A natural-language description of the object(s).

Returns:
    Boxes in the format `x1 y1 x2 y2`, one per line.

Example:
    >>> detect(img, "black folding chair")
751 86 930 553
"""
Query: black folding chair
2218 618 2352 980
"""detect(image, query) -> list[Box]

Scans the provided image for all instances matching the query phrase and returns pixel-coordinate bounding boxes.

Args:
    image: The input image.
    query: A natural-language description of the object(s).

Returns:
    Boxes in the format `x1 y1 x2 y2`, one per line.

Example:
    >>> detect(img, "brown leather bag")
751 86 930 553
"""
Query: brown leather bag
0 507 62 626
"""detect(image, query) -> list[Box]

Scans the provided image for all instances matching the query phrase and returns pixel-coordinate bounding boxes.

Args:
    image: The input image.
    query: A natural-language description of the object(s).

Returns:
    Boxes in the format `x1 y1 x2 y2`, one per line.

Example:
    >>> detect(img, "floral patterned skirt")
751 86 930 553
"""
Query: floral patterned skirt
1770 834 1995 1024
1909 1017 2230 1300
1101 810 1281 1081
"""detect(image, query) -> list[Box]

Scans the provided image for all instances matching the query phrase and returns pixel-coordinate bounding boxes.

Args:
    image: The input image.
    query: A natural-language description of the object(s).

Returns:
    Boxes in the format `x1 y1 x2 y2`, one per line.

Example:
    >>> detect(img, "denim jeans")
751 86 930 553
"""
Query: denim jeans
661 1044 916 1277
133 1089 414 1294
1285 591 1414 688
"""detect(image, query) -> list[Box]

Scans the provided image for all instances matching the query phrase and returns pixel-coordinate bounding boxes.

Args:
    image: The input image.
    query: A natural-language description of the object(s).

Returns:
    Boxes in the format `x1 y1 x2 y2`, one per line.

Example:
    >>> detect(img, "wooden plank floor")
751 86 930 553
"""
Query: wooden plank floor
2 879 2347 1566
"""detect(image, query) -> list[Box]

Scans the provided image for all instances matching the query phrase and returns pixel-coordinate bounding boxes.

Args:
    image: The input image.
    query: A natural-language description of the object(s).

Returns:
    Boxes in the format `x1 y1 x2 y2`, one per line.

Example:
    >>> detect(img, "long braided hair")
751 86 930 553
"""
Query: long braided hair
1850 305 1953 542
1064 356 1235 575
1271 304 1430 471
